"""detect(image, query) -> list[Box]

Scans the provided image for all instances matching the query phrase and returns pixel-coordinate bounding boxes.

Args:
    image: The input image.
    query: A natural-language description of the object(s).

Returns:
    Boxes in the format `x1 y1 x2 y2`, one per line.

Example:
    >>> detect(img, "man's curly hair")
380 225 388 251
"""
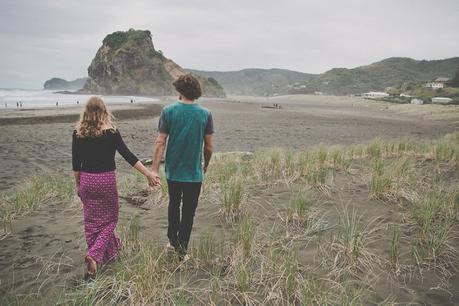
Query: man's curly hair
173 74 202 100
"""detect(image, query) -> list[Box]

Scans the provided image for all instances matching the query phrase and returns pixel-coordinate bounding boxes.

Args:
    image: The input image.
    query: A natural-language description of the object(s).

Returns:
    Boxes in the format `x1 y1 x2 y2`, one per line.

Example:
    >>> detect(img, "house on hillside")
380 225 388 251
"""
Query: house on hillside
424 77 451 89
363 92 390 99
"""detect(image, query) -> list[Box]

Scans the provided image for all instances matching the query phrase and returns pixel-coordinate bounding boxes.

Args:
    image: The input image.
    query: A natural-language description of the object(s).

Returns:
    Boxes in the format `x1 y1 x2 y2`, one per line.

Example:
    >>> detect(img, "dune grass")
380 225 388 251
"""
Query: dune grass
287 190 312 226
410 190 458 273
2 133 459 305
0 174 75 228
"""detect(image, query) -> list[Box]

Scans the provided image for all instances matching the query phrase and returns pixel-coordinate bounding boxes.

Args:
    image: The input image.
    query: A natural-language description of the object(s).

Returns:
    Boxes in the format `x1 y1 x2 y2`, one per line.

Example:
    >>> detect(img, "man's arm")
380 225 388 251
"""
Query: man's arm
151 133 168 176
203 134 213 173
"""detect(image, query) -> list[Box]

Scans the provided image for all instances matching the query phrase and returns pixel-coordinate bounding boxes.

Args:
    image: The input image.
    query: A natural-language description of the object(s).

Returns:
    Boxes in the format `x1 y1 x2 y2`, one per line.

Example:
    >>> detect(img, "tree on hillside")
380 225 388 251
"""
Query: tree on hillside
450 67 459 87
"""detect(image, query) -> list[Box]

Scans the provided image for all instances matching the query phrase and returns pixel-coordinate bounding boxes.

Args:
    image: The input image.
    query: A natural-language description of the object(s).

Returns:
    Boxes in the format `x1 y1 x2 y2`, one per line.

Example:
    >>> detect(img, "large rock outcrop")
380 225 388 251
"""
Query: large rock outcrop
80 29 225 97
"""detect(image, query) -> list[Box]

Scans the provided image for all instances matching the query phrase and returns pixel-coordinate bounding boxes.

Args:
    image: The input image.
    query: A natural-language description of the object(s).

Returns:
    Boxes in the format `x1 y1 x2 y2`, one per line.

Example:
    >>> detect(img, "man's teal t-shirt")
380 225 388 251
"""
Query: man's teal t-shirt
158 101 213 182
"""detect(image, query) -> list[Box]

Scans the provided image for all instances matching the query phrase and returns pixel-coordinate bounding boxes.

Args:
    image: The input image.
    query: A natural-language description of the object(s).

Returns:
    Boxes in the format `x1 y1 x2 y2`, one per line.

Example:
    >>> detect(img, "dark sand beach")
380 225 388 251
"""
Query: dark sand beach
0 95 457 190
1 95 459 304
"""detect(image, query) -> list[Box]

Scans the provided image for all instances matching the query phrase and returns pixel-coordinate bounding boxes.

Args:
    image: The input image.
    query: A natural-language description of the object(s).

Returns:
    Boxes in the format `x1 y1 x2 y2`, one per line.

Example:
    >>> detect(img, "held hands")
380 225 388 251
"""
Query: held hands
147 171 161 189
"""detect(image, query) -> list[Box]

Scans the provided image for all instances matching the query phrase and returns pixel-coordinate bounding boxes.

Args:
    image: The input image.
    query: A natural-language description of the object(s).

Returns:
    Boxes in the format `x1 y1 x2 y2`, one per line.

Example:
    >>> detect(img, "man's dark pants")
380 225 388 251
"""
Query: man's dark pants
167 180 202 254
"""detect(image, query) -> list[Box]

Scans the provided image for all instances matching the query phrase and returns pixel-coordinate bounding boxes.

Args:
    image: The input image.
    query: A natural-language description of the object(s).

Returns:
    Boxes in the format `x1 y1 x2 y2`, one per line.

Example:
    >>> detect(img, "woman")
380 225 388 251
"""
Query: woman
72 96 157 278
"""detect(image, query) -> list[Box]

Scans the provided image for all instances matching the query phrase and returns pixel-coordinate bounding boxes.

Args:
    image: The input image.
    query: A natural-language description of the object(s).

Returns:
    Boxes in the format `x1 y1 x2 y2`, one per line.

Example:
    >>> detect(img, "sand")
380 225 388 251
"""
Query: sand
0 95 457 191
1 95 459 304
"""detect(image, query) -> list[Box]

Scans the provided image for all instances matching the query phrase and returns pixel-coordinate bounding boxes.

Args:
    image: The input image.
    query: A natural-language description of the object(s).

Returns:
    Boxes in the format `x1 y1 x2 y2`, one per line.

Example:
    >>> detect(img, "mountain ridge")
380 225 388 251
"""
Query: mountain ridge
189 57 459 96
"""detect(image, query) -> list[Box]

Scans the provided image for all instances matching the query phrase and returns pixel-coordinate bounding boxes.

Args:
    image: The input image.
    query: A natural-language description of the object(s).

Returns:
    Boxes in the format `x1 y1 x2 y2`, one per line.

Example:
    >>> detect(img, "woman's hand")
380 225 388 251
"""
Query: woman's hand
76 183 81 198
147 171 161 188
133 161 160 189
74 171 81 198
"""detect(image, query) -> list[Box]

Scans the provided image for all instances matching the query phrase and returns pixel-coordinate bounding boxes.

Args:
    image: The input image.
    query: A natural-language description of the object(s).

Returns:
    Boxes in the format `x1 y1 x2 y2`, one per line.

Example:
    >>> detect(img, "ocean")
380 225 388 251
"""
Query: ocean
0 89 159 109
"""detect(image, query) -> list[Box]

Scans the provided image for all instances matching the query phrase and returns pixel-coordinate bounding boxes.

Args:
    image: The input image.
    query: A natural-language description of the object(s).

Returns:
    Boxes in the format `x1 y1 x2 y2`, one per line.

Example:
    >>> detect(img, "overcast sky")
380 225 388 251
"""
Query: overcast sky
1 0 458 89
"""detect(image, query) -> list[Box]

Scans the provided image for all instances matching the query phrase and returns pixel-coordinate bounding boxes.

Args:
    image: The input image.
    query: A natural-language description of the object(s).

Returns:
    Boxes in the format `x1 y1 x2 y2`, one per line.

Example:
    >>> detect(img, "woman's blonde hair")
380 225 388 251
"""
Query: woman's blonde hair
76 96 115 137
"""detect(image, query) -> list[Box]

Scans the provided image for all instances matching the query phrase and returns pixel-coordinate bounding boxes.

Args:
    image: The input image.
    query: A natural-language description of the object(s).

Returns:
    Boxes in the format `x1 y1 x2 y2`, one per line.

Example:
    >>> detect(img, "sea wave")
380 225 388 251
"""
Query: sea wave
0 89 158 109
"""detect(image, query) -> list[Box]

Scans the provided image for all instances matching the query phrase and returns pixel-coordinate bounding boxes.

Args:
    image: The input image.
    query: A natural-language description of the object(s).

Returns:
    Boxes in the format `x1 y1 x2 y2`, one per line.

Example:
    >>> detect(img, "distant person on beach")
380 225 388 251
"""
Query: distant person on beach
56 101 59 107
16 102 19 108
130 99 133 103
72 96 159 278
20 101 22 108
77 100 79 105
150 74 214 261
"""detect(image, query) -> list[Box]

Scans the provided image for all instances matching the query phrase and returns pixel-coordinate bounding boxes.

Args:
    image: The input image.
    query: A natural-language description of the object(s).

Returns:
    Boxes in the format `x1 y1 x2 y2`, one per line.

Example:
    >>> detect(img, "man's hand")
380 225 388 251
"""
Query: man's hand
150 133 167 189
147 171 161 188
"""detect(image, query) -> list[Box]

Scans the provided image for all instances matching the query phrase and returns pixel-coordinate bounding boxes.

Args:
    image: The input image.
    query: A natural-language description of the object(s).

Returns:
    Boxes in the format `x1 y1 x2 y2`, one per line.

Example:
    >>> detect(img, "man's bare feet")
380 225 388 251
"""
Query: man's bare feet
165 242 175 253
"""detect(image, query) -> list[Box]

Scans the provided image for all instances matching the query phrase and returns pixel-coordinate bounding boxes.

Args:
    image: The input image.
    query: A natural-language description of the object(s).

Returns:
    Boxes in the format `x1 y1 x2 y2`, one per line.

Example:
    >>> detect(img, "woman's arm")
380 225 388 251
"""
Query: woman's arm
72 131 81 192
115 130 159 186
114 130 139 166
74 171 80 188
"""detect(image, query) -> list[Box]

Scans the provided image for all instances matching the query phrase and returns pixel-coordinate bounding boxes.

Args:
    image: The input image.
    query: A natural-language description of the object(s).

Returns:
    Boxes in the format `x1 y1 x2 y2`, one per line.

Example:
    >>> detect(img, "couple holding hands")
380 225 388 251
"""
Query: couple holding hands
72 74 213 277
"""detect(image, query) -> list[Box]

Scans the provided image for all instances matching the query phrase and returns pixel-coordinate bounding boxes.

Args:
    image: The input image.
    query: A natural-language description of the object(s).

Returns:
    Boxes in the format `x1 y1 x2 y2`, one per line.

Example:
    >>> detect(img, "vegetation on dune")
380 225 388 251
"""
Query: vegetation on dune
2 133 459 304
0 174 75 231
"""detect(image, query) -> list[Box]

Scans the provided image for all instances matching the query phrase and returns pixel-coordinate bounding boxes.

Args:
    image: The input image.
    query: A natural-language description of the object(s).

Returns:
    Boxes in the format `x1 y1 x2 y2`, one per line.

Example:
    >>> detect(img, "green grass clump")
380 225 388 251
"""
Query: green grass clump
433 141 459 164
287 191 312 226
366 139 383 160
220 176 244 222
306 167 331 189
329 147 351 171
327 207 380 277
410 191 458 268
191 232 223 267
368 157 412 201
0 174 74 225
236 215 256 260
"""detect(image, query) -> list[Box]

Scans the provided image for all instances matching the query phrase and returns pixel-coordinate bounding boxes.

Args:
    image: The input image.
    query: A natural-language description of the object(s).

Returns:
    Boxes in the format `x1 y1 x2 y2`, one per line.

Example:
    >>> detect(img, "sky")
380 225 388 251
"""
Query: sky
0 0 458 89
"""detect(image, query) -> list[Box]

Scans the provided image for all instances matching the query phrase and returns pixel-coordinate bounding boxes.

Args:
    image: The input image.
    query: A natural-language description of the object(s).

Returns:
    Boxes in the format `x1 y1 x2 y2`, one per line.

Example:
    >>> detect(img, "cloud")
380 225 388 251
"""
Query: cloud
1 0 458 88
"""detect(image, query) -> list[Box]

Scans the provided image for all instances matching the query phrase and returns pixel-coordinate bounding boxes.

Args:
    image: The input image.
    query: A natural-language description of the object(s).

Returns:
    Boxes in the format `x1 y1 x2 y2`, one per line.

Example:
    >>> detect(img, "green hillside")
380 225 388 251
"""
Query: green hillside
302 57 459 95
188 68 317 96
190 57 459 96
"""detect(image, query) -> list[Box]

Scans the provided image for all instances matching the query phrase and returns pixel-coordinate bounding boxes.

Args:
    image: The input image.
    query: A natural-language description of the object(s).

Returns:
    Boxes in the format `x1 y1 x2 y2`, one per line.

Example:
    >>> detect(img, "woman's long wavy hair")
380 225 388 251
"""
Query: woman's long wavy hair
76 97 115 137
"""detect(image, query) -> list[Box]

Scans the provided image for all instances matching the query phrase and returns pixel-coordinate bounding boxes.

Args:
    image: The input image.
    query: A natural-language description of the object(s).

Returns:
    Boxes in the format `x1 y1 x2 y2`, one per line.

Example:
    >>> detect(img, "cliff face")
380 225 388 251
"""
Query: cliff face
81 29 225 97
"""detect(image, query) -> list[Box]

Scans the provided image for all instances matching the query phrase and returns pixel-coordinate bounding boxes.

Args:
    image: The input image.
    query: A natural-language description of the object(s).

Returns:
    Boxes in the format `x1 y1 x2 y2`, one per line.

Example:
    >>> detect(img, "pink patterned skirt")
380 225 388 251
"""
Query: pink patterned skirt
79 171 121 264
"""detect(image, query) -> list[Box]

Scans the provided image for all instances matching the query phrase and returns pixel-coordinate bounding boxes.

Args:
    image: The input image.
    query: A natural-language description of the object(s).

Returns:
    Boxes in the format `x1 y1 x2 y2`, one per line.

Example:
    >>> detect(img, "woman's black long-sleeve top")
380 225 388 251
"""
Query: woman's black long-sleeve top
72 129 139 172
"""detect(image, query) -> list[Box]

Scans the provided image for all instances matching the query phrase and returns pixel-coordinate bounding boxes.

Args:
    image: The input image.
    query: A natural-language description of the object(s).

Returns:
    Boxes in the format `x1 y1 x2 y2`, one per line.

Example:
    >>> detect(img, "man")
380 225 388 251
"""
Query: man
151 74 214 259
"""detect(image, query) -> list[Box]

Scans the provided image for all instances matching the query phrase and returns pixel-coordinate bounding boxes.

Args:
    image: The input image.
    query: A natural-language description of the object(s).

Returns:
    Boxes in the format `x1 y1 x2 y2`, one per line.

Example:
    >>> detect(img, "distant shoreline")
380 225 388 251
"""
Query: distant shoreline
0 103 164 126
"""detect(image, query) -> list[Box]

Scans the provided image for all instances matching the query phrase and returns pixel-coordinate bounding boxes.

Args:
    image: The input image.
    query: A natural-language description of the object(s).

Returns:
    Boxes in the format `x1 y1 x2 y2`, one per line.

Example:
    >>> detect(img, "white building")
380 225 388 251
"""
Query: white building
432 97 452 104
424 82 444 89
363 92 390 99
400 93 412 98
424 77 451 89
411 98 424 105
